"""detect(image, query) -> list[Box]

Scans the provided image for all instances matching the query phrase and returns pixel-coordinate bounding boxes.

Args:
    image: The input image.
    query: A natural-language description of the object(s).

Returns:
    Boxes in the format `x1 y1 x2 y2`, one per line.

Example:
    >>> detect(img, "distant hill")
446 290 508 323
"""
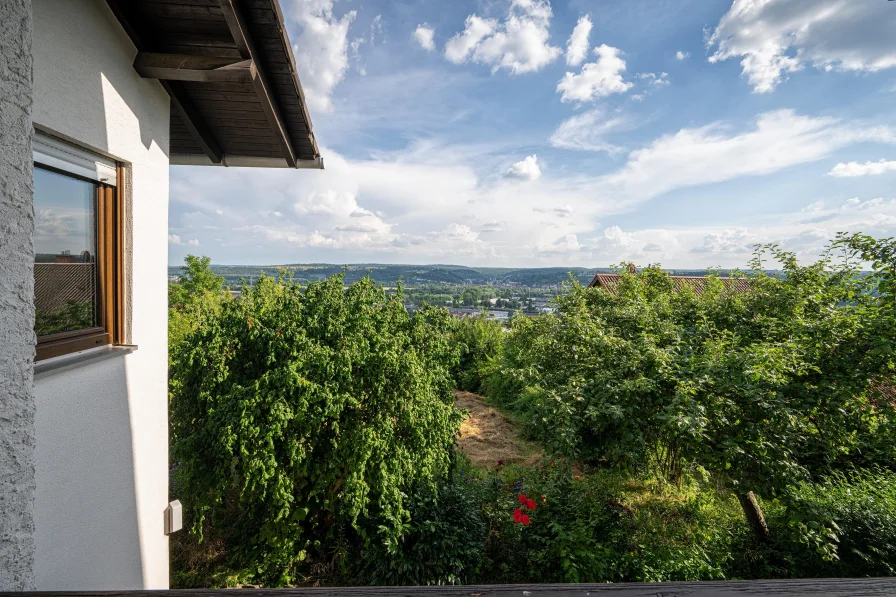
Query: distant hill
168 263 747 289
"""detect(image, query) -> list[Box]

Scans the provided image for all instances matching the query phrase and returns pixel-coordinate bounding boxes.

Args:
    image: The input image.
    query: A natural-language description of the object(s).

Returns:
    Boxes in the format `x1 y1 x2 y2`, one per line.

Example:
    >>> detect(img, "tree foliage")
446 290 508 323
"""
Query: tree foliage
169 273 462 584
169 254 226 308
485 235 896 553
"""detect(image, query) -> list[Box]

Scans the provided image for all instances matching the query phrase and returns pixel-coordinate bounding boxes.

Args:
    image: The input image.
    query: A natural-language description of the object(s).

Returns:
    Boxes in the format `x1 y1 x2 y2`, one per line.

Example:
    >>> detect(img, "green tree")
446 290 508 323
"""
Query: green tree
168 255 228 365
169 254 225 308
486 236 896 552
169 273 462 584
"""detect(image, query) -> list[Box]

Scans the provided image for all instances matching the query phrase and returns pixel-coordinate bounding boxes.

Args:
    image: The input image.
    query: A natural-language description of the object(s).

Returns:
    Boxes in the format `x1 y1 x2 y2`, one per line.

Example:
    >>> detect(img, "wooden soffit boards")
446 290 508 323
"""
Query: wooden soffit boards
105 0 321 169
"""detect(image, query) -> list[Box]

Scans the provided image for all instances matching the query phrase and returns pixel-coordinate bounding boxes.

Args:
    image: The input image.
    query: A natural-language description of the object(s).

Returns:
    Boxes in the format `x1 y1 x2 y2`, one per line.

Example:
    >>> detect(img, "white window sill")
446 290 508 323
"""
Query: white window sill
34 344 138 381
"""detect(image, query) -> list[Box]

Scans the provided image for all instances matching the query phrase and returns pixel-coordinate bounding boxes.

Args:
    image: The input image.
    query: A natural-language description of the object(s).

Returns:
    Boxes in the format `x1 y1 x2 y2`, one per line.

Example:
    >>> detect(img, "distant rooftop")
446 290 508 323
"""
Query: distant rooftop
588 273 752 295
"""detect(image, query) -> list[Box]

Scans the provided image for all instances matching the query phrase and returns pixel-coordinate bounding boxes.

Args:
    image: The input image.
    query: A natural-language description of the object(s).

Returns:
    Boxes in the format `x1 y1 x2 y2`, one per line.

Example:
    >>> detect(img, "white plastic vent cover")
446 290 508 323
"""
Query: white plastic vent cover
33 132 117 186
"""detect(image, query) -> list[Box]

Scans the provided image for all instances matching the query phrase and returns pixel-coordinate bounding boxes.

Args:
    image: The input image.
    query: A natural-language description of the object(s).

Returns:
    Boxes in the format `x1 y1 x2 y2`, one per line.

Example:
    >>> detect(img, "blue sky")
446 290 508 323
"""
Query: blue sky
168 0 896 268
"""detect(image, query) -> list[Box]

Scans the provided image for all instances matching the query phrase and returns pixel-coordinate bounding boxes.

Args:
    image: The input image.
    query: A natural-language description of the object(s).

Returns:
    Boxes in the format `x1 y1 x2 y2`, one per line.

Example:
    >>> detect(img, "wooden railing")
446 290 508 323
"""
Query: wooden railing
10 578 896 597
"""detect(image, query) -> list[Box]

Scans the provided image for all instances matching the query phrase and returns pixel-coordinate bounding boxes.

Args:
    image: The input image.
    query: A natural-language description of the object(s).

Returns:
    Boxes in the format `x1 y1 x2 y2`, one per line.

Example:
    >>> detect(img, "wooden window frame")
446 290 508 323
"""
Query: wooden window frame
35 165 126 361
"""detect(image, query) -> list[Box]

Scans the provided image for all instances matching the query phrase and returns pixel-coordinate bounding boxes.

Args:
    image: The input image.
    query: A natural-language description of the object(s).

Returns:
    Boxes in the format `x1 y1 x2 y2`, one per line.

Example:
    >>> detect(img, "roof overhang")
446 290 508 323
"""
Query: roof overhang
105 0 322 169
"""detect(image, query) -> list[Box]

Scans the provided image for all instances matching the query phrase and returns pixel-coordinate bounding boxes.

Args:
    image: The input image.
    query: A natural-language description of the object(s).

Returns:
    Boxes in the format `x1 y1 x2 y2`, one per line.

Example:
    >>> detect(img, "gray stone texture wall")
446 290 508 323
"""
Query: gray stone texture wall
0 0 35 590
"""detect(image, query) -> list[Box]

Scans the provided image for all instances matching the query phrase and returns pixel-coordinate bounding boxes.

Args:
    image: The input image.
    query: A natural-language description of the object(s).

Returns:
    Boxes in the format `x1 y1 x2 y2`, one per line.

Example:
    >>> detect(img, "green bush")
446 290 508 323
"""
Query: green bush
352 459 487 586
472 464 739 584
780 469 896 577
169 273 462 585
485 239 896 511
450 315 503 393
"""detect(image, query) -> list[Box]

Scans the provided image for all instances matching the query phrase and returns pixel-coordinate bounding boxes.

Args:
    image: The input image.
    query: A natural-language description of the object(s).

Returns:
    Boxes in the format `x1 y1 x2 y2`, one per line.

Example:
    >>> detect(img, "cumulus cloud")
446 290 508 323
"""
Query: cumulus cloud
689 229 752 254
444 16 495 63
597 225 636 251
557 44 633 103
168 234 182 245
413 24 436 51
828 159 896 177
676 50 690 61
444 0 561 74
505 154 542 181
537 233 581 254
548 109 630 153
187 239 200 247
290 0 357 112
708 0 896 93
565 15 592 66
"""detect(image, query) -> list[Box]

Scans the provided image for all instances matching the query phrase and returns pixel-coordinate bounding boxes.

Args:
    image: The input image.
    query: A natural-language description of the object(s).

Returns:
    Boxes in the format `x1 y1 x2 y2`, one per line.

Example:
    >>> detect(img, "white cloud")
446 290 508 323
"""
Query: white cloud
597 225 636 251
413 24 436 51
168 108 896 268
445 0 561 74
548 109 630 153
689 228 751 254
601 109 896 204
557 44 633 103
188 239 200 246
708 0 896 93
534 205 573 217
565 15 592 66
445 16 495 63
676 50 690 61
290 0 357 112
168 234 182 245
481 220 506 232
537 233 581 254
828 159 896 177
637 72 670 87
505 154 542 181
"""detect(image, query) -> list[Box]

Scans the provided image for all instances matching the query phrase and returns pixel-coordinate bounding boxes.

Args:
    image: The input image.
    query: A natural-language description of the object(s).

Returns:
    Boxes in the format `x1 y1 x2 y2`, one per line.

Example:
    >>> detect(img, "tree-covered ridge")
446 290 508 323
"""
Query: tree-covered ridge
168 263 747 290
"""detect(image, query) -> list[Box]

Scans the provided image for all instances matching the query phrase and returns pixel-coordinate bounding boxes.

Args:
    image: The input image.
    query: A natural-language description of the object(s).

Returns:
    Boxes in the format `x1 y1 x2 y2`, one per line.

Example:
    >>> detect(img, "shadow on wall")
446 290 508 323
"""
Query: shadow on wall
32 0 170 159
33 356 143 589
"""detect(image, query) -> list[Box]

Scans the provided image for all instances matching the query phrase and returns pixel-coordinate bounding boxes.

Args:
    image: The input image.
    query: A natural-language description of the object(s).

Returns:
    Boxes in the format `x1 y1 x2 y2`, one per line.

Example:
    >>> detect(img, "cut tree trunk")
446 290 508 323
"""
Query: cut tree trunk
738 491 770 542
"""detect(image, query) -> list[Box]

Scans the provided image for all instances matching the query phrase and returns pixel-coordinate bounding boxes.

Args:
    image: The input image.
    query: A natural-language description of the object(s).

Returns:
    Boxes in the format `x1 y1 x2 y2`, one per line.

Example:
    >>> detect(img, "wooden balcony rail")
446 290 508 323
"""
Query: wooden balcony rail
8 578 896 597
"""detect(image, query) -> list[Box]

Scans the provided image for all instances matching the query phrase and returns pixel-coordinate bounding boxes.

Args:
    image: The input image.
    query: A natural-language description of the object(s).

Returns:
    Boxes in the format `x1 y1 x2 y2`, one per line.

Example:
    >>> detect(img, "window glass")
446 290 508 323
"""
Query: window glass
33 166 98 336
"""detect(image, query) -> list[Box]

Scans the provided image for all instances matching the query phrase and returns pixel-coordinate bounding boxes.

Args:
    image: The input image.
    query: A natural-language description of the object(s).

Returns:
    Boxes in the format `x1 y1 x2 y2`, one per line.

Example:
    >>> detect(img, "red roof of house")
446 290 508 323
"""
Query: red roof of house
870 378 896 408
588 273 751 296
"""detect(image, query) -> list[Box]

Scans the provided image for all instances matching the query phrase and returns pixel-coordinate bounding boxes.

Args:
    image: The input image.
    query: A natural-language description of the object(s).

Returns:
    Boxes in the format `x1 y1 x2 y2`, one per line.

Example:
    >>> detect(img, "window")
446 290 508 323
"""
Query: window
33 133 125 361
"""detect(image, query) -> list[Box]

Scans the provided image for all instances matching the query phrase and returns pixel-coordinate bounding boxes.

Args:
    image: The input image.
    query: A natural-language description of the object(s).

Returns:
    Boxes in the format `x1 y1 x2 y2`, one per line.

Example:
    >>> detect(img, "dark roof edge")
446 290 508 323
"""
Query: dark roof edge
267 0 320 160
171 153 323 169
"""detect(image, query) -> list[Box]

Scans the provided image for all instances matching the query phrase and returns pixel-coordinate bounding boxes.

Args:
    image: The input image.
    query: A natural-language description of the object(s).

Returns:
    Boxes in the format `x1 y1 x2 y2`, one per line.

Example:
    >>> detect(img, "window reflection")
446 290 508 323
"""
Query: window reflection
33 166 97 336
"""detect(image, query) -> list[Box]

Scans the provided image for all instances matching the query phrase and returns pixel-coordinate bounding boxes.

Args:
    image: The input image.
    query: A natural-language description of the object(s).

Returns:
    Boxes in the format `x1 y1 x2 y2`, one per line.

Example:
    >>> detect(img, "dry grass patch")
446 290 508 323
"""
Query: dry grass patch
454 389 541 468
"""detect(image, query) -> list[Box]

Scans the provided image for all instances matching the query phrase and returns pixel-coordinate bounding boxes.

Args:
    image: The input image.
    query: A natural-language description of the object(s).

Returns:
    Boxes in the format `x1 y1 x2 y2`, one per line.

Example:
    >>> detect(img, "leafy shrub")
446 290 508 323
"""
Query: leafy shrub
352 459 487 586
474 463 739 584
450 316 503 393
485 238 896 516
169 273 462 585
777 469 896 577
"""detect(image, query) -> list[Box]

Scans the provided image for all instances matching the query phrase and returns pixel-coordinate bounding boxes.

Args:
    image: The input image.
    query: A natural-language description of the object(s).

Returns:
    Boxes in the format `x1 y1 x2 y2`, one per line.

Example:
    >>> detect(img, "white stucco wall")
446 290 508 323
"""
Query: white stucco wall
0 0 36 590
31 0 171 589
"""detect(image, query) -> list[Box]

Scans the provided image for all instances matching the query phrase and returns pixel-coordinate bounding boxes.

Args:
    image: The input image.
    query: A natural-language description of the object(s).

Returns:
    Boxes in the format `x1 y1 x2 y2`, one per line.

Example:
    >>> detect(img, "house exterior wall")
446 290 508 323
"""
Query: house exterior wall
0 0 36 590
31 0 171 589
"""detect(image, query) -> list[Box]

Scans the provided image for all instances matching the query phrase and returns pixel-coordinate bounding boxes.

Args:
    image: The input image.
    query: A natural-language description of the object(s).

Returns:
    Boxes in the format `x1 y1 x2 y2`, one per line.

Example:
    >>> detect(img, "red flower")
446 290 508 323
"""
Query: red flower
520 514 531 526
525 498 537 510
497 459 504 466
513 508 522 522
518 493 527 504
